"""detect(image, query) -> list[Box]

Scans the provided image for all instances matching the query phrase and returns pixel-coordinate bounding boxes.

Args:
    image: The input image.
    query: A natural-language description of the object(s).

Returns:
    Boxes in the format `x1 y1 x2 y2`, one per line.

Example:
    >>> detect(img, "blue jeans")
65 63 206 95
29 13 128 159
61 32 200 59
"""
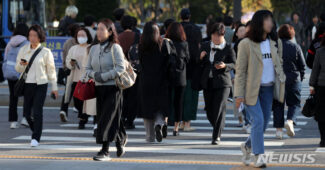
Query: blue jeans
273 81 301 128
245 86 274 154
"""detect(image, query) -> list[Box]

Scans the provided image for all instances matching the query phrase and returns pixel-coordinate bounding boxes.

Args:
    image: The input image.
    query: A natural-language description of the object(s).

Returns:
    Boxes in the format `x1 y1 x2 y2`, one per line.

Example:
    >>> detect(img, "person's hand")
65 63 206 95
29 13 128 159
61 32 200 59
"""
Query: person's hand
200 51 207 60
94 72 104 83
215 62 226 69
20 61 28 66
235 98 244 109
310 87 315 95
51 90 58 99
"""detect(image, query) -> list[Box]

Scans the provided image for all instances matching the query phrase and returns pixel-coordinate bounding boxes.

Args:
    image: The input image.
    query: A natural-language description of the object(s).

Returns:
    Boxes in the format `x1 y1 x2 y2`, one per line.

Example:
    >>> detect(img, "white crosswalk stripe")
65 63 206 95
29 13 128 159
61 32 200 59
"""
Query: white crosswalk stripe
8 72 313 156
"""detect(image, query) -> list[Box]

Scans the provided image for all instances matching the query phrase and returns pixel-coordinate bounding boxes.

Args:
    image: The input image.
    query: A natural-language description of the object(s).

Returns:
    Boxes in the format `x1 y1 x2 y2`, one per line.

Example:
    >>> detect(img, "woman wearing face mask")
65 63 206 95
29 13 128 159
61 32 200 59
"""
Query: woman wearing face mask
65 27 93 129
235 10 285 168
86 19 127 161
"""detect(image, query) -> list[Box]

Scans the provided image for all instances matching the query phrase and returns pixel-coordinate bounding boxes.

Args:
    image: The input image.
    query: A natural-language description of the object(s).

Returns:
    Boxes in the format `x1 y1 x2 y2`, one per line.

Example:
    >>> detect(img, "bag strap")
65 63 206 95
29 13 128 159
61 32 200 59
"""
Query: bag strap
23 46 44 75
111 44 117 70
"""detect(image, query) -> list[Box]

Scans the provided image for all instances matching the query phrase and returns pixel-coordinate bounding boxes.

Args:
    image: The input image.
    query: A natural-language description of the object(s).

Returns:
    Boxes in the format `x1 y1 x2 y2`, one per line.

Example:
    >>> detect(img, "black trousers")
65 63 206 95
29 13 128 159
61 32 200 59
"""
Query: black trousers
60 84 74 116
95 85 126 145
203 79 230 140
318 121 325 142
23 83 48 142
8 80 19 122
71 82 89 121
122 80 140 126
172 86 186 122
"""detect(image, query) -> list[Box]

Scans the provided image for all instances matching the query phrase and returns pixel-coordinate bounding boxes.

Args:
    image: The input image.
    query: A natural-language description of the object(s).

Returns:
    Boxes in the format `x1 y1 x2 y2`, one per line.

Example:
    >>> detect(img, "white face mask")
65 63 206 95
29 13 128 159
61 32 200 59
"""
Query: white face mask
77 37 88 44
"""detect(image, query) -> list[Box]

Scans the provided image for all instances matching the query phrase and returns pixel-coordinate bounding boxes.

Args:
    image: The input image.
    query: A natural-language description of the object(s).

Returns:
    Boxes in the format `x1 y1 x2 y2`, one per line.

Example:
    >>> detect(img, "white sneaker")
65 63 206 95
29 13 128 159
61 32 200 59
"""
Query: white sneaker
184 126 195 132
10 122 18 129
285 120 295 137
20 118 29 127
73 107 78 113
240 143 251 166
254 154 267 168
245 124 251 134
276 130 283 139
30 139 39 147
59 111 68 122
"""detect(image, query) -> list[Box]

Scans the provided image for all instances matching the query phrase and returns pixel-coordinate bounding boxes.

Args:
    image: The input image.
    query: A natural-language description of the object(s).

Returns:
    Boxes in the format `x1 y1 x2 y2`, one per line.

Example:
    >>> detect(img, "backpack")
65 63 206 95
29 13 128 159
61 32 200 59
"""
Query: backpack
164 38 184 84
128 32 142 73
2 41 28 80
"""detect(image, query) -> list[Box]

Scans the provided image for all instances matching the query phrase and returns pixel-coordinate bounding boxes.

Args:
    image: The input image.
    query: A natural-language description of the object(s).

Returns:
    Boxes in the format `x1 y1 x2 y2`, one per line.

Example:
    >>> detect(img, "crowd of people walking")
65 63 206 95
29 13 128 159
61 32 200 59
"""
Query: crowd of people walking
2 4 325 168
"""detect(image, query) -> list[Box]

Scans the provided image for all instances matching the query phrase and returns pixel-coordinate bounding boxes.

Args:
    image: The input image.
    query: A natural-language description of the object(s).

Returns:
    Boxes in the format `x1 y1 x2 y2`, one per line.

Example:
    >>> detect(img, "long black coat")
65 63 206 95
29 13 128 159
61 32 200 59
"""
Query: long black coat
200 41 236 89
181 22 202 80
171 41 190 87
138 43 169 119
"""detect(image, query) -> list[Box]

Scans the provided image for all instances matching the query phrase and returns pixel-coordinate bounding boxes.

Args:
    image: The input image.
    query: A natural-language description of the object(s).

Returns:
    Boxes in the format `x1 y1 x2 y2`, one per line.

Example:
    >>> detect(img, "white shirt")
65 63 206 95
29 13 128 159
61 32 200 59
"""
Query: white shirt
260 39 275 85
209 41 226 77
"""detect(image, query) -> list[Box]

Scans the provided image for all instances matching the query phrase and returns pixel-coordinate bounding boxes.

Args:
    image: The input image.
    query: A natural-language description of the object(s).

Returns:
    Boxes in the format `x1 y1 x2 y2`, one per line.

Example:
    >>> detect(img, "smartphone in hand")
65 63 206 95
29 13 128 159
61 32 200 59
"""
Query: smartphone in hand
51 93 57 100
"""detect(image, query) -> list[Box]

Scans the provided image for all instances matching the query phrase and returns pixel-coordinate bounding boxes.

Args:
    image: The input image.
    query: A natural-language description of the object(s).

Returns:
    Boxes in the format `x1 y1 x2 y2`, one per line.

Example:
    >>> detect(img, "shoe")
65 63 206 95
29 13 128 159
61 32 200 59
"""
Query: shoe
78 121 86 129
93 124 97 137
276 130 283 139
240 143 251 166
73 107 78 113
211 137 221 145
320 141 325 147
10 122 18 129
20 117 29 127
236 123 244 127
254 154 267 168
162 124 168 138
59 111 68 123
116 136 128 157
245 124 251 134
30 139 39 147
227 98 234 103
93 150 111 161
173 131 179 136
285 120 295 137
184 126 195 132
155 125 163 142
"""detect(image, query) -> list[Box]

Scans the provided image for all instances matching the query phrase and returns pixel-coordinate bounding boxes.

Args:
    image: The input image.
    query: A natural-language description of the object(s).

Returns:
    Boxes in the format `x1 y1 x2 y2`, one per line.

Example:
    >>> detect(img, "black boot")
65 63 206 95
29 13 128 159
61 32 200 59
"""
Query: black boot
162 124 168 138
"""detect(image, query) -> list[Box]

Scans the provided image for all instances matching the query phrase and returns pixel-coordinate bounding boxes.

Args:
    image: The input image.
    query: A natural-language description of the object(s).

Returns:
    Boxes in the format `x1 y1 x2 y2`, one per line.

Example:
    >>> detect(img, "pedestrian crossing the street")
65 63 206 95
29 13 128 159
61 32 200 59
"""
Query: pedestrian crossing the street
4 72 319 157
6 105 312 157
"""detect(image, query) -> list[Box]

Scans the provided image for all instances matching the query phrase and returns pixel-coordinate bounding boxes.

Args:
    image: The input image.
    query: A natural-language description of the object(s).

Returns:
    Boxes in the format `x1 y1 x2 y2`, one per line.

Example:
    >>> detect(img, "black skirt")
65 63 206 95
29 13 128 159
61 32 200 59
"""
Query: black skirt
95 85 126 144
315 86 325 122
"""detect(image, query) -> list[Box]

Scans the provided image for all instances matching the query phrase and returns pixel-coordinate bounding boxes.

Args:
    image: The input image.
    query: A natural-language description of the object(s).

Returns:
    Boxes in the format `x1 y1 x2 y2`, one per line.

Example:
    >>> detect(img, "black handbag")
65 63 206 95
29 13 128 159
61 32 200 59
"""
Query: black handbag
302 94 316 118
14 46 43 97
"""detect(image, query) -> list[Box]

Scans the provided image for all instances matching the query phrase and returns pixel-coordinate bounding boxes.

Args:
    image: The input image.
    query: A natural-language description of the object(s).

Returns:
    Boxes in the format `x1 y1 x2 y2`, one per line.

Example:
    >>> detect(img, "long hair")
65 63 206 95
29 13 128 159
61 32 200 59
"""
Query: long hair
93 18 119 52
315 22 325 40
232 24 245 42
246 10 278 43
139 21 162 55
165 22 186 42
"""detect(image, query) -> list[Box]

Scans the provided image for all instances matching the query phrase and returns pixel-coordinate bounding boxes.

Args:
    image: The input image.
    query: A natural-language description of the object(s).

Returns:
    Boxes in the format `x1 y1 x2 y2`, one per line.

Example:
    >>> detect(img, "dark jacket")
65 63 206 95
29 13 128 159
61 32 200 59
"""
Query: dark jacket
310 47 325 87
200 41 236 89
181 22 202 80
281 39 306 82
138 43 169 119
306 35 323 68
58 16 76 36
171 41 190 87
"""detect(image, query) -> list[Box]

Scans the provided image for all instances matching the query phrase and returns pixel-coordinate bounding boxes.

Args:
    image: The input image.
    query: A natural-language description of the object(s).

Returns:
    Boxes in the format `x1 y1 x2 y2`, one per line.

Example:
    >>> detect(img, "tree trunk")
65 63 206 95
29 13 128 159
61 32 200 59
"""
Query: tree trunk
233 0 242 22
153 0 160 21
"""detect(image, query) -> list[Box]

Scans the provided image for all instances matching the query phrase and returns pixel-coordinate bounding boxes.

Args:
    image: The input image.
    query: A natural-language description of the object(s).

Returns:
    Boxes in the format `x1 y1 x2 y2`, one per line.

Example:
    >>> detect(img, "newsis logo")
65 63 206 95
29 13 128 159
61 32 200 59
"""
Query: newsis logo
257 153 316 164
